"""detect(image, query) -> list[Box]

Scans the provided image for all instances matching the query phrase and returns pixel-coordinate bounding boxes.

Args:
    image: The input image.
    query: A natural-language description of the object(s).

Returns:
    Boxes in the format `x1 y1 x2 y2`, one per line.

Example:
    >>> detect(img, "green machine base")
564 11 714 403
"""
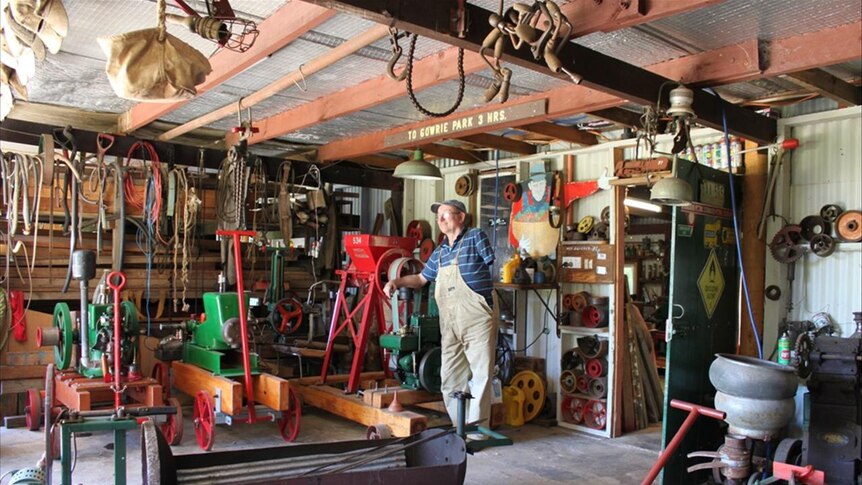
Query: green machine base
183 343 260 377
464 425 513 454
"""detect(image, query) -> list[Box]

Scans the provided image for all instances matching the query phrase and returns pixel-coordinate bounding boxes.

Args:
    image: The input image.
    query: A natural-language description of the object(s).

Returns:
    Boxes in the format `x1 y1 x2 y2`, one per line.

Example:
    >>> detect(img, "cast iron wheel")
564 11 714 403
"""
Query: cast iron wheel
151 361 170 400
161 397 184 446
278 388 302 442
25 388 42 431
193 390 215 451
51 303 74 370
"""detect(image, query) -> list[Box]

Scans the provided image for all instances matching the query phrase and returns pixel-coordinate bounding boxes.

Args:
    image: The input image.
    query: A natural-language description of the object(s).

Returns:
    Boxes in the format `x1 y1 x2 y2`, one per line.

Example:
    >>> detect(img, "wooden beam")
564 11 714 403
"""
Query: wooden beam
314 37 762 161
738 140 768 357
762 22 862 78
300 1 776 142
159 24 390 141
459 133 535 155
118 2 336 133
588 108 643 128
784 69 862 107
520 122 597 146
226 0 719 148
418 143 481 163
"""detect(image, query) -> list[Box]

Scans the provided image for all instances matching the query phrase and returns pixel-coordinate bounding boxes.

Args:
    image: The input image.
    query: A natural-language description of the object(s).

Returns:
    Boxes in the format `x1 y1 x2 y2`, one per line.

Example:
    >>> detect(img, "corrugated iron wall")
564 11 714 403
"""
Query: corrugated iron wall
763 106 862 355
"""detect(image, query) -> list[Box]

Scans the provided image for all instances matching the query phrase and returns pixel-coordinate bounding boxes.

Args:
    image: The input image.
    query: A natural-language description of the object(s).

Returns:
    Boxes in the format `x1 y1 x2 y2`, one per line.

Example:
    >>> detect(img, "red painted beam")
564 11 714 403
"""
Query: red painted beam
117 2 336 133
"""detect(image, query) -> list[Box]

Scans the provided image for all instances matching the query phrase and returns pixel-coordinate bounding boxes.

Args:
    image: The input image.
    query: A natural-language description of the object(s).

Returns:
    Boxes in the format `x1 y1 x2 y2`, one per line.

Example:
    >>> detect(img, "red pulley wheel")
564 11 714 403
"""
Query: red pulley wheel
503 183 522 202
586 358 608 378
576 375 590 394
581 305 603 328
584 400 607 429
418 238 435 262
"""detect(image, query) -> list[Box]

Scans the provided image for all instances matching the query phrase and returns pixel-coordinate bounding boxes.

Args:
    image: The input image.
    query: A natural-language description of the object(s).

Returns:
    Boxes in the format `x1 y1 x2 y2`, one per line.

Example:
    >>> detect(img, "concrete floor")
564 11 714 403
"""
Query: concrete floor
0 407 662 484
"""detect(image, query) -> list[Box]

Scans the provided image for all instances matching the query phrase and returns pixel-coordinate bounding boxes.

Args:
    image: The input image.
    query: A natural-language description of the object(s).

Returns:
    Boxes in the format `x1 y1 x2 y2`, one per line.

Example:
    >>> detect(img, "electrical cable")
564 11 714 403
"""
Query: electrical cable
712 89 764 359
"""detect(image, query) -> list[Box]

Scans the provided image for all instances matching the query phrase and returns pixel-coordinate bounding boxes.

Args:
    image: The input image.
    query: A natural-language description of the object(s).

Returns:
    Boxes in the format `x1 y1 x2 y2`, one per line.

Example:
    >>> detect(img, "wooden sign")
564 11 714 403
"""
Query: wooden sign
558 243 616 284
383 99 547 148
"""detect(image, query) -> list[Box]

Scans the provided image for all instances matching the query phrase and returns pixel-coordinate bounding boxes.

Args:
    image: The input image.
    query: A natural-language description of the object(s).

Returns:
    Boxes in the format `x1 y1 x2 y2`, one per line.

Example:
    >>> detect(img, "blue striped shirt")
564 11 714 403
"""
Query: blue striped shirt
422 228 495 305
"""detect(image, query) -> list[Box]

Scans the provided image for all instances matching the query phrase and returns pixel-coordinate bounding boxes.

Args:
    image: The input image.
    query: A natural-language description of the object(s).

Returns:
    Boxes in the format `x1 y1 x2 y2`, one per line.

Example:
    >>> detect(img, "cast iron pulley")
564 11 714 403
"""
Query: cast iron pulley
589 222 610 241
794 332 814 379
561 395 586 424
418 347 442 393
278 388 302 442
819 204 843 223
25 388 41 431
836 210 862 242
586 357 608 378
161 397 184 446
764 285 782 301
560 347 583 371
560 370 578 394
548 172 563 229
510 370 545 422
583 400 607 430
588 376 608 399
773 438 803 466
799 215 830 241
581 305 604 328
576 334 608 359
576 374 590 394
600 206 611 224
503 182 522 202
454 174 475 196
376 248 413 295
769 224 804 263
193 390 216 451
577 215 594 234
50 303 74 370
570 291 590 314
809 234 836 257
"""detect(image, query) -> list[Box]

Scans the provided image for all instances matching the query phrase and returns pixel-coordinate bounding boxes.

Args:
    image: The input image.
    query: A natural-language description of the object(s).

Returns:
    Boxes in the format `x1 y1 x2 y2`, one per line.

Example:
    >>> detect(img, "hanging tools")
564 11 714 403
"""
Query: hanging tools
94 133 114 255
53 126 79 294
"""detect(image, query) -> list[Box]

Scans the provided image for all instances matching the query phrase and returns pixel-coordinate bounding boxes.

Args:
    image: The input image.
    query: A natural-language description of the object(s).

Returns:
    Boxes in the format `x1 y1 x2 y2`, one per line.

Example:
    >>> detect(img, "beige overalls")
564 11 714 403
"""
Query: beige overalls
434 237 495 427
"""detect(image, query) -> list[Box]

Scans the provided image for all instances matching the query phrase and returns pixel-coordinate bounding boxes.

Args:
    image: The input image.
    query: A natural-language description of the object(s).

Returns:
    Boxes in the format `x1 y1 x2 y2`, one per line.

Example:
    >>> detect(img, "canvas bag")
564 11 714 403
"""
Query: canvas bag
97 0 211 102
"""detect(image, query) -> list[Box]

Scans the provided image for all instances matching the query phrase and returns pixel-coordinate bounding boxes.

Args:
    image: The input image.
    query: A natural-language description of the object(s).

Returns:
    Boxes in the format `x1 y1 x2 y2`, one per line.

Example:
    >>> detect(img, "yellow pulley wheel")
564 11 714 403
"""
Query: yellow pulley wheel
577 215 594 234
510 370 545 422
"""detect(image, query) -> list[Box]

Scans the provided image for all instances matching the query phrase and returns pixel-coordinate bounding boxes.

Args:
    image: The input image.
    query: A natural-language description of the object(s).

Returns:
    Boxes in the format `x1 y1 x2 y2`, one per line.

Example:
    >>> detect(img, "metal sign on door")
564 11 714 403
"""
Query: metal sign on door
697 249 725 319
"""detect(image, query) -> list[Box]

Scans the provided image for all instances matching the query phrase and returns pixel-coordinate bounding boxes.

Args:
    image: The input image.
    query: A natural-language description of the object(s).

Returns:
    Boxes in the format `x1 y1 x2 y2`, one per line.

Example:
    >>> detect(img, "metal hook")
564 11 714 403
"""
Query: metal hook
386 28 407 81
293 64 308 92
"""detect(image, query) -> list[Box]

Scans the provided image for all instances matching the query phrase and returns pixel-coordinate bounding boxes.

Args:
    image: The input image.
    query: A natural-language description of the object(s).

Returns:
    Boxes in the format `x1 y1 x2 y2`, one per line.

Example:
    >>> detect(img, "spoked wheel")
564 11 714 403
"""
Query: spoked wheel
193 391 215 451
25 388 42 431
584 400 607 430
151 361 170 401
278 388 302 442
161 397 184 446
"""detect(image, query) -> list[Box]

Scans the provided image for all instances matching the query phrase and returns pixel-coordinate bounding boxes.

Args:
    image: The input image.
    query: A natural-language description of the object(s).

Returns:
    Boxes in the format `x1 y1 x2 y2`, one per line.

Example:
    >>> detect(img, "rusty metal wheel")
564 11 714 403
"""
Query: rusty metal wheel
769 224 804 263
278 388 302 442
161 397 184 446
193 390 215 451
836 210 862 242
454 174 475 196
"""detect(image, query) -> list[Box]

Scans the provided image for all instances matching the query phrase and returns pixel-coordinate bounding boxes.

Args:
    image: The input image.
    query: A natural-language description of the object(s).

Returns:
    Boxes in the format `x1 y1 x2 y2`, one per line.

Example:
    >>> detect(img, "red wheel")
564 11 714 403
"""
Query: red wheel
278 388 302 442
193 390 215 451
418 238 435 262
374 248 411 295
576 375 590 394
562 396 586 424
25 388 41 431
161 397 184 446
503 182 521 202
274 298 304 335
406 220 431 241
586 358 608 378
584 400 607 429
151 362 170 400
581 305 602 328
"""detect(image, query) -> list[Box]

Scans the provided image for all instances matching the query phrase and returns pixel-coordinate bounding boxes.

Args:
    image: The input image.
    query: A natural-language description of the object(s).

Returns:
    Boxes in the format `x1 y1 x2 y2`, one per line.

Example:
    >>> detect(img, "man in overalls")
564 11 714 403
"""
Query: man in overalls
383 200 495 439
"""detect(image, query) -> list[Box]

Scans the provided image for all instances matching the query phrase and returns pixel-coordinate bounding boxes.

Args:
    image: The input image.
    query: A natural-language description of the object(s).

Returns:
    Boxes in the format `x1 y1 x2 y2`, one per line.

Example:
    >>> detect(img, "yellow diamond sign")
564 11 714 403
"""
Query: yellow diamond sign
697 249 725 319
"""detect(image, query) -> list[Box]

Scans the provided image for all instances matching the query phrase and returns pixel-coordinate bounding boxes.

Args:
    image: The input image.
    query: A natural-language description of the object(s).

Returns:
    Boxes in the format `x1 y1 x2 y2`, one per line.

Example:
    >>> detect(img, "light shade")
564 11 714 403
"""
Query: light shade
624 197 663 213
651 176 693 206
393 149 442 180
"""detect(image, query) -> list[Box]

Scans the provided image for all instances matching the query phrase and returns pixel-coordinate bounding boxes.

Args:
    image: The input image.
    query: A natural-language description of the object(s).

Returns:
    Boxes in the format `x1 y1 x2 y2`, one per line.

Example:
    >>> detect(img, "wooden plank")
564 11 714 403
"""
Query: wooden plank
785 68 861 107
252 373 291 411
294 371 386 386
362 388 441 409
738 141 768 357
459 133 535 155
171 361 242 415
520 122 598 146
292 383 427 437
3 415 27 428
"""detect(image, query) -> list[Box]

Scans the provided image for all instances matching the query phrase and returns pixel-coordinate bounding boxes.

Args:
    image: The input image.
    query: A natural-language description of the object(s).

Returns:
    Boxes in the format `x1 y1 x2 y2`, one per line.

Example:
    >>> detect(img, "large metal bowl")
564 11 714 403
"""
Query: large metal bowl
709 353 798 400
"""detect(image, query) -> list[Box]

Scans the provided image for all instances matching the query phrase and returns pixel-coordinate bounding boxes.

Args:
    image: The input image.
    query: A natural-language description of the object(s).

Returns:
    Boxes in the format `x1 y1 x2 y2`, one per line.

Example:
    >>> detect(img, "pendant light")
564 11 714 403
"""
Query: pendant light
393 149 442 180
651 155 692 206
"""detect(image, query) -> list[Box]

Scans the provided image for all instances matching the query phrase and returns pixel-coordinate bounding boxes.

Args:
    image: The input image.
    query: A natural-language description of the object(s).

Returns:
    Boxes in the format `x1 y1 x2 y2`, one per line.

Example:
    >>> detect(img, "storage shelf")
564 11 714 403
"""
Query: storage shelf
559 326 609 338
561 391 606 403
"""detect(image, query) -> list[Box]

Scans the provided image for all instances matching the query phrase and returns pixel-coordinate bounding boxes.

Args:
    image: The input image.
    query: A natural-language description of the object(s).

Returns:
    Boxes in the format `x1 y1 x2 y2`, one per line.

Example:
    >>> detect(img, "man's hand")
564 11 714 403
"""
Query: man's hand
383 280 397 298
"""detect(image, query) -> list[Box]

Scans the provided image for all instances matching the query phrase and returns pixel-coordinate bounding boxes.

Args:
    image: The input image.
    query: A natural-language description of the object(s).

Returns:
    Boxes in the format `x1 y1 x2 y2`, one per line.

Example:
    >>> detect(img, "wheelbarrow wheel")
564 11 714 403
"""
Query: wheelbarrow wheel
193 391 215 451
278 388 301 442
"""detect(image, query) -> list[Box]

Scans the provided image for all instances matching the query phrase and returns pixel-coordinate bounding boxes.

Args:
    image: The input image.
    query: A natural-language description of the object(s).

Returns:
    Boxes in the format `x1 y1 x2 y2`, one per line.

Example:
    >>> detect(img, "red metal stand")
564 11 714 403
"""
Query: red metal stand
641 399 726 485
216 229 259 423
107 272 126 408
320 235 417 394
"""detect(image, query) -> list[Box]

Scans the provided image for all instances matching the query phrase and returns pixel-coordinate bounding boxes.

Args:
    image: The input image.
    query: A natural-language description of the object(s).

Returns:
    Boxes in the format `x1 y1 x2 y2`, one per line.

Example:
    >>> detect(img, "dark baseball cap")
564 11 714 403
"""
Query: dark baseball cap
431 199 467 214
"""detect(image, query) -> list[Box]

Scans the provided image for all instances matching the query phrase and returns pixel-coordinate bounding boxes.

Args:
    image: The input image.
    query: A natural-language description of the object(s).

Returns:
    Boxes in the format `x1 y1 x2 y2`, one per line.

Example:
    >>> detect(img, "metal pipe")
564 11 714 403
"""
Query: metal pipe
72 250 96 368
178 455 406 483
641 399 726 485
79 279 90 368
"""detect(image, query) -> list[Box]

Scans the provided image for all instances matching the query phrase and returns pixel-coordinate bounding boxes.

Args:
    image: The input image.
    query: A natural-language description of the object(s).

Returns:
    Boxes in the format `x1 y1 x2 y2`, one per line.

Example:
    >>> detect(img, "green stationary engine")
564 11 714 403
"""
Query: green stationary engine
379 282 442 393
39 250 139 378
181 292 259 376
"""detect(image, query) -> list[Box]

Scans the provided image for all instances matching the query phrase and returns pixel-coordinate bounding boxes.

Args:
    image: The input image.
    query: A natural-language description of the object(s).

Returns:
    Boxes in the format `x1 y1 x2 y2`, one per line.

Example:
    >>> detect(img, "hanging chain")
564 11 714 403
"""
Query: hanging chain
405 33 465 118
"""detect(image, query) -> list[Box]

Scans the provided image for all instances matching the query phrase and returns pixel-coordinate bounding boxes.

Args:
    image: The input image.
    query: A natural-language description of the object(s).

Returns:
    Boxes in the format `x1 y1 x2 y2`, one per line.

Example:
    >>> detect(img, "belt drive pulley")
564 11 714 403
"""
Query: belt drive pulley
809 234 836 257
769 224 803 263
836 210 862 242
799 215 830 241
819 204 843 223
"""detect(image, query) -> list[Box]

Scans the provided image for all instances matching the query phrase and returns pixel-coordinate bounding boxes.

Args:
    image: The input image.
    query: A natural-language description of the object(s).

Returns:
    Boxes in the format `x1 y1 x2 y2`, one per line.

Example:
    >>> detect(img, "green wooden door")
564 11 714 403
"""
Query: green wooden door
660 159 741 484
